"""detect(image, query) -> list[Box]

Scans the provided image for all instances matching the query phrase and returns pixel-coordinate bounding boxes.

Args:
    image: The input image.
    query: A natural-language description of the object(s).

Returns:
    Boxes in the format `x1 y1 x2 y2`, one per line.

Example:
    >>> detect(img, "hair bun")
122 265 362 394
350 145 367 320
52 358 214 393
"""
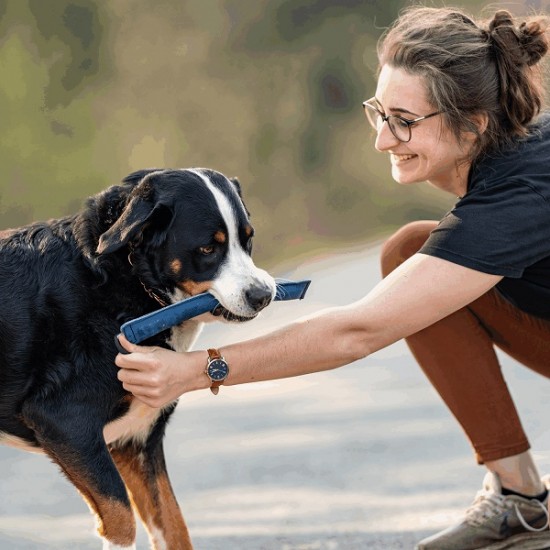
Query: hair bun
518 20 549 66
488 9 548 67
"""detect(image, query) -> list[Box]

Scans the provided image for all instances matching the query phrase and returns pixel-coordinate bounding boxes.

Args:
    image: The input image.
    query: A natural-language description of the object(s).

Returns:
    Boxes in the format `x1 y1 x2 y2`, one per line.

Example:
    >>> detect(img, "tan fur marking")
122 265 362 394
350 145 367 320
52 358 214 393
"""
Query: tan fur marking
157 471 192 549
177 280 212 295
214 231 226 243
245 225 253 237
170 259 183 275
94 496 136 546
110 448 156 524
111 447 193 549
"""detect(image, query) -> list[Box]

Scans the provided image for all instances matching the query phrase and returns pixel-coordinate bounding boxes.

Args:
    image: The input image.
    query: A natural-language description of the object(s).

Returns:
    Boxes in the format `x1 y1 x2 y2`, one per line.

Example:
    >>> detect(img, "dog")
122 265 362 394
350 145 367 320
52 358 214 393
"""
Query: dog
0 168 276 549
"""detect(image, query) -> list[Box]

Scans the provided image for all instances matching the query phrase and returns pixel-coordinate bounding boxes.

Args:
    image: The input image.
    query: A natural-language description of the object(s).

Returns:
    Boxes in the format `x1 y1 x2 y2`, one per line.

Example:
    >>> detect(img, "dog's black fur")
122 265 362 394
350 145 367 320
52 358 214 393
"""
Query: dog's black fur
0 168 273 548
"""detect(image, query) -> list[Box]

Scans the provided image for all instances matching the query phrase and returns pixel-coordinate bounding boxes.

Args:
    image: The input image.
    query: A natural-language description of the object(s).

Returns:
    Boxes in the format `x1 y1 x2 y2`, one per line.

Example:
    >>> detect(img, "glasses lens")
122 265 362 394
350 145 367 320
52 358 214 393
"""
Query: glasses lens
387 117 411 142
364 102 382 131
363 101 411 142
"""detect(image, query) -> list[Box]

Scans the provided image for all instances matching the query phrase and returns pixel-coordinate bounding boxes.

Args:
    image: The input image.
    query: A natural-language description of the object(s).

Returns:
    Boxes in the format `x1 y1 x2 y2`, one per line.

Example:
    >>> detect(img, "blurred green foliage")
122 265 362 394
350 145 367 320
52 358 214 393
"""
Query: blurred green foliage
0 0 544 267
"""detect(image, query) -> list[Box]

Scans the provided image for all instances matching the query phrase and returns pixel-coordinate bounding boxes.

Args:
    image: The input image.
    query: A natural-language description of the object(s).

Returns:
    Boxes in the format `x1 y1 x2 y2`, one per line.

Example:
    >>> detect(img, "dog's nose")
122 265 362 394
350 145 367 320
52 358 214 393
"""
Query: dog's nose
245 285 273 312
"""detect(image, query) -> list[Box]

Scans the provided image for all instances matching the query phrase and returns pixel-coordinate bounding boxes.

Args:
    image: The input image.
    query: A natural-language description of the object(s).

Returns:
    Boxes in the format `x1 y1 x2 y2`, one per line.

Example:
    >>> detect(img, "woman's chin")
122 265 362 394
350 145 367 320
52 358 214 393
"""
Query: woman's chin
391 169 418 185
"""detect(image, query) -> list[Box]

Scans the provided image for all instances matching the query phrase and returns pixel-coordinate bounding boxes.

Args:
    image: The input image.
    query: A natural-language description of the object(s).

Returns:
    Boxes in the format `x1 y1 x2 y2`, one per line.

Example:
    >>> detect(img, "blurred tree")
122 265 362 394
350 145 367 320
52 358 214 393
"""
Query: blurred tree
28 0 105 108
0 0 110 228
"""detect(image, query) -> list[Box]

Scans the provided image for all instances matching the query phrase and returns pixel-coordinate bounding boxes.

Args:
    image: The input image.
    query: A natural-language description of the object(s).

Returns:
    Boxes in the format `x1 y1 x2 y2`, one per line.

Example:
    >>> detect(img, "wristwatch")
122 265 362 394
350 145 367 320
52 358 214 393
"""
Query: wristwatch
205 348 229 395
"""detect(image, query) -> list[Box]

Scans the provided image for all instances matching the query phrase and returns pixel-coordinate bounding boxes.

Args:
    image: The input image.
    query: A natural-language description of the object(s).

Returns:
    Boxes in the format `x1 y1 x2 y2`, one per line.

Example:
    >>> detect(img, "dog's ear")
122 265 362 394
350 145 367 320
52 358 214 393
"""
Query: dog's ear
96 201 175 255
96 195 156 255
97 170 176 255
229 177 242 197
123 169 163 188
229 176 251 216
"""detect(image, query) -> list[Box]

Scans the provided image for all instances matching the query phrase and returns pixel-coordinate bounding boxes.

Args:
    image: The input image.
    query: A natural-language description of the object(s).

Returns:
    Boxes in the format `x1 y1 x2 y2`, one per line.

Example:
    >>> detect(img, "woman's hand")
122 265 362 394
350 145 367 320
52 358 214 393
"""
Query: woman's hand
115 334 207 408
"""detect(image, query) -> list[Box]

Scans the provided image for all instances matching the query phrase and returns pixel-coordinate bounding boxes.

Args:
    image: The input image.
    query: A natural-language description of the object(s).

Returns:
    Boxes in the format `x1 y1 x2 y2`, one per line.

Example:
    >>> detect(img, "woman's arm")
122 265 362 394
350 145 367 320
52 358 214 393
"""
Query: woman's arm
116 253 502 407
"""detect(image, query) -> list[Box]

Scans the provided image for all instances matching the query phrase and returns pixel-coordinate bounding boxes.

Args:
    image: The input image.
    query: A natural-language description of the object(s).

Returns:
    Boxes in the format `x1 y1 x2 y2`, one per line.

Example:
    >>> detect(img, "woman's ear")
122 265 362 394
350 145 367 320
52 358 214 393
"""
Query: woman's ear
470 112 489 135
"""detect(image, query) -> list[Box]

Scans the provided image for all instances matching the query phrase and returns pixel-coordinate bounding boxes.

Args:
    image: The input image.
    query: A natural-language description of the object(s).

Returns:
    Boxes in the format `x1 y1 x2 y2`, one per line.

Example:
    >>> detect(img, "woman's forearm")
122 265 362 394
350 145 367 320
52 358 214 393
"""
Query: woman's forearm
220 305 372 387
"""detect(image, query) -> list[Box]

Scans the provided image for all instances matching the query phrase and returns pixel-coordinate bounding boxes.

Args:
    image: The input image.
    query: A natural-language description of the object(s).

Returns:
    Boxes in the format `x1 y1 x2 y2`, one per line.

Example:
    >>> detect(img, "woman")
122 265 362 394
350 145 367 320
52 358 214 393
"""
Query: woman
116 7 550 549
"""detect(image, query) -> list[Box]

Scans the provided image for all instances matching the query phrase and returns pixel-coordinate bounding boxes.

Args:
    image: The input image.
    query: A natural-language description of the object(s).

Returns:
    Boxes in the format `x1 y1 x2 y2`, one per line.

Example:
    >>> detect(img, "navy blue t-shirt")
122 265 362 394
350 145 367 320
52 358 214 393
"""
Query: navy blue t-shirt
420 112 550 319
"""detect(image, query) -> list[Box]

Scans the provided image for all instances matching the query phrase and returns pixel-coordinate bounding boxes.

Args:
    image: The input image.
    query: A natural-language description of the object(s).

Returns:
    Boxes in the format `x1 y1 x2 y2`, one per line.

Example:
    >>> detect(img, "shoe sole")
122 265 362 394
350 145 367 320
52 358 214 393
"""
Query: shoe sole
483 531 550 550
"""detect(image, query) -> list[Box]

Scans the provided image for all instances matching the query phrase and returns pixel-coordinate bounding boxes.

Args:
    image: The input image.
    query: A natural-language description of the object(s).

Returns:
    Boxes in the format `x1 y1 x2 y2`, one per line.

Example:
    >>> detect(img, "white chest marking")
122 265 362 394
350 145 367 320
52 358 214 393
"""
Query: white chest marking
167 319 203 352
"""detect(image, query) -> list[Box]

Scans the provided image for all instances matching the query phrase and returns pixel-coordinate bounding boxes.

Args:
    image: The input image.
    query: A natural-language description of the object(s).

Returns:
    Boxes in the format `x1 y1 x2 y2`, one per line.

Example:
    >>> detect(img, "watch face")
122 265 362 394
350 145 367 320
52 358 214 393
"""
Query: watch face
207 358 229 381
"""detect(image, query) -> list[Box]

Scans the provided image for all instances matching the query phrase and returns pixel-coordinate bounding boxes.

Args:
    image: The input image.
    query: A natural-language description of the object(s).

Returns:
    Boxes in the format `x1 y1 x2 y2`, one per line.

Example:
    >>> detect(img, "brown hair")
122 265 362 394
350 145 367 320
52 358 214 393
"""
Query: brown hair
377 6 549 159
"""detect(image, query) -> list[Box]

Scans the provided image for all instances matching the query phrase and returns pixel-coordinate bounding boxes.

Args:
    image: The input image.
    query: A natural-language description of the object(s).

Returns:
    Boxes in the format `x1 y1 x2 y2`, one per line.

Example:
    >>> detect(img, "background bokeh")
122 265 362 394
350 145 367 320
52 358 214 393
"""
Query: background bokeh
0 0 547 268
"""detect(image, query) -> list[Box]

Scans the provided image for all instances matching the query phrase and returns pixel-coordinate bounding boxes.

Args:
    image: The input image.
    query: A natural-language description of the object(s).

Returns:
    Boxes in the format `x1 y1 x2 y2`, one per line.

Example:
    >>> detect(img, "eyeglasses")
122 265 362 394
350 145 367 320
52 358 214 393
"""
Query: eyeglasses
362 97 441 143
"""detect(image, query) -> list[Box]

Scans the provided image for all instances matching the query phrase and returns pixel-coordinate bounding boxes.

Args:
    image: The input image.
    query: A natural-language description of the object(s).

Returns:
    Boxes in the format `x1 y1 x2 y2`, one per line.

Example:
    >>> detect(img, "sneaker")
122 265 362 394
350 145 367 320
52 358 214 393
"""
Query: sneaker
415 472 550 550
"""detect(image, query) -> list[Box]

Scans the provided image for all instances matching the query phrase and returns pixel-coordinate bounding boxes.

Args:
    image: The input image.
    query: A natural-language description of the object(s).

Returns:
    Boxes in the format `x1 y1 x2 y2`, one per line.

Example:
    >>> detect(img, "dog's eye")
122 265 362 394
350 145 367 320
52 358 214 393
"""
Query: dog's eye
199 246 215 255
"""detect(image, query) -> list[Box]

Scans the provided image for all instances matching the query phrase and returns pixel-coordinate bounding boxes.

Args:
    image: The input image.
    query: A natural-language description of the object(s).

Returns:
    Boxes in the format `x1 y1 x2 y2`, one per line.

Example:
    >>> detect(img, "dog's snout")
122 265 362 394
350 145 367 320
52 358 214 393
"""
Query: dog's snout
245 285 273 312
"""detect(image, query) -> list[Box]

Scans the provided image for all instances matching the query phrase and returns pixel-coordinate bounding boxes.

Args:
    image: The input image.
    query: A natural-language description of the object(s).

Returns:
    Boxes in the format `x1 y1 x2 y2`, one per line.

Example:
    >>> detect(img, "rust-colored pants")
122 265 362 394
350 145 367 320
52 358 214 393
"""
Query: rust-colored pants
380 221 550 464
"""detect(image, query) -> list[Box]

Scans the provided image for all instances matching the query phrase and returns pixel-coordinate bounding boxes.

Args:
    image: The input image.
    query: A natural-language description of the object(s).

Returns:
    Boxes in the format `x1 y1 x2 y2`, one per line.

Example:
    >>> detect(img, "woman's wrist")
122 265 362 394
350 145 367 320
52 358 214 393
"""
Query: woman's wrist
179 350 211 392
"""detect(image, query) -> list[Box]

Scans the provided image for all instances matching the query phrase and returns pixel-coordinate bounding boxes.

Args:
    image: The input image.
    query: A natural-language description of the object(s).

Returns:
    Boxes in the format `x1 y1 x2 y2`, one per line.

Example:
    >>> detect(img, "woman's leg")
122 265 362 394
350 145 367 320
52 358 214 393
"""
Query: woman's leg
380 221 550 494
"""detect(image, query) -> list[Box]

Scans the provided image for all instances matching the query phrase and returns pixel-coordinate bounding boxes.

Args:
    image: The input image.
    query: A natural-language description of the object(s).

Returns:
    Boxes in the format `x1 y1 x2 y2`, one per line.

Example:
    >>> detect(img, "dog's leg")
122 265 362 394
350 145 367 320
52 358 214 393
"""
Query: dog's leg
110 439 193 550
21 403 137 548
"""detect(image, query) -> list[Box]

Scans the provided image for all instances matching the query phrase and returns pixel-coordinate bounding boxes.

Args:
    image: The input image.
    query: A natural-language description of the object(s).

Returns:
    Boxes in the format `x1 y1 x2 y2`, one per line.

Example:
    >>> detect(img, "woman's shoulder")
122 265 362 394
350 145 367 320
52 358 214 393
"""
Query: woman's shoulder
525 111 550 142
532 110 550 129
469 112 550 191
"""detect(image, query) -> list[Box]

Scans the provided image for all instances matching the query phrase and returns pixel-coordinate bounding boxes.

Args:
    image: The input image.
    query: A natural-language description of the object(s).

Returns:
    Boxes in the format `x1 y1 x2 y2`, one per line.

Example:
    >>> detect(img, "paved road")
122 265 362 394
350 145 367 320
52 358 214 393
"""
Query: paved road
1 244 550 549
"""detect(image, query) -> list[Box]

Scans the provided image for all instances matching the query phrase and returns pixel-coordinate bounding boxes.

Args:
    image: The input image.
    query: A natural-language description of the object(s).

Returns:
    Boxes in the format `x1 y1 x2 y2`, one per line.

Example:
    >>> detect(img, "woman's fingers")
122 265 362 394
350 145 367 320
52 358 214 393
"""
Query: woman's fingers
116 333 153 354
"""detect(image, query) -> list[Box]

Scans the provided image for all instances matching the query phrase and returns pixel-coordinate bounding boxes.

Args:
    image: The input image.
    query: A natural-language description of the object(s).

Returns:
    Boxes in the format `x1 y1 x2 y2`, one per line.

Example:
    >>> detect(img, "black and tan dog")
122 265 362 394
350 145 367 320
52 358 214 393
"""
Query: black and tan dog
0 168 276 549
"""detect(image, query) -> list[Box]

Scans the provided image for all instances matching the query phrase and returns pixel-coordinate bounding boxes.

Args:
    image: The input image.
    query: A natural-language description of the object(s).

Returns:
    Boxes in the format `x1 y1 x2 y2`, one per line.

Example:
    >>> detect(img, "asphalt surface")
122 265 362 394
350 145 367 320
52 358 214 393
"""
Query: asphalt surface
1 243 550 549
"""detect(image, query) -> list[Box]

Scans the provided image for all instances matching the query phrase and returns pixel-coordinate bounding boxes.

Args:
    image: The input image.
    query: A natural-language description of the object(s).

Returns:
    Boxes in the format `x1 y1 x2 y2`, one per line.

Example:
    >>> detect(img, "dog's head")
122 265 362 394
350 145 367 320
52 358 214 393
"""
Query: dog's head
95 168 276 320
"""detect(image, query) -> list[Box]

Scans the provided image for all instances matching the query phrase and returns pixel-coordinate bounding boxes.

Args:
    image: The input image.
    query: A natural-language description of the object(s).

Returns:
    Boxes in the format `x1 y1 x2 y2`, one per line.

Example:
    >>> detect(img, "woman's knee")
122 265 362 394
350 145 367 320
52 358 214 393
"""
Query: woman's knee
380 220 438 277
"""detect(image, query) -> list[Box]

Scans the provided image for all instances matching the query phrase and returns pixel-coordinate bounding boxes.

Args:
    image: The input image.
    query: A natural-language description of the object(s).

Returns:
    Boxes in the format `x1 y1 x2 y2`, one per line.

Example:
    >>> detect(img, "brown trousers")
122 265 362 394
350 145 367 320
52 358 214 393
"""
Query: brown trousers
380 221 550 464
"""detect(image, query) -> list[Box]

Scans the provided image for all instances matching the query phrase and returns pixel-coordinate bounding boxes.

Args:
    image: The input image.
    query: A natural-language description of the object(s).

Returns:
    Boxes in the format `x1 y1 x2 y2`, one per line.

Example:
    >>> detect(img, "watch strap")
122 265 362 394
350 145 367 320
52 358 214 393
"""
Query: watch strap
207 348 222 361
207 348 225 395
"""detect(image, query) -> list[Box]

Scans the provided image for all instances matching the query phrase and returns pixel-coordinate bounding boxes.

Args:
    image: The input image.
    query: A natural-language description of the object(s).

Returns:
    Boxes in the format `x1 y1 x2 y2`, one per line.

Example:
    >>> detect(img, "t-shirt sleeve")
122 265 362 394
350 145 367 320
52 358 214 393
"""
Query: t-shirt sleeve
419 179 550 278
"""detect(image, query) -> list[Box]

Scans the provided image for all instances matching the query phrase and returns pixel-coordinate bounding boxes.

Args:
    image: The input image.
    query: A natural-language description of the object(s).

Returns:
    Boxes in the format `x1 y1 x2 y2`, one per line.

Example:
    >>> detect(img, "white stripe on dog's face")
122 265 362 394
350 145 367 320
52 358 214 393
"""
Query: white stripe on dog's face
189 169 275 317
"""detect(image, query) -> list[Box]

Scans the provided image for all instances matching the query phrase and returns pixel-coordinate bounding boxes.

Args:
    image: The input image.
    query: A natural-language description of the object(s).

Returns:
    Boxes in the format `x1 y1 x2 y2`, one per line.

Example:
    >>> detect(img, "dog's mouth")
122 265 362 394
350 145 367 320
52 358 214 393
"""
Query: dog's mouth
211 304 257 323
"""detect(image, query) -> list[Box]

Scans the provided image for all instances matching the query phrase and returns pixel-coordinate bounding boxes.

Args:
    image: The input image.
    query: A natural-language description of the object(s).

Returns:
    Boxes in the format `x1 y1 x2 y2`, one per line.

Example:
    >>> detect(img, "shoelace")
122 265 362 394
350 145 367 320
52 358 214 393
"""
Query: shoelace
465 489 550 532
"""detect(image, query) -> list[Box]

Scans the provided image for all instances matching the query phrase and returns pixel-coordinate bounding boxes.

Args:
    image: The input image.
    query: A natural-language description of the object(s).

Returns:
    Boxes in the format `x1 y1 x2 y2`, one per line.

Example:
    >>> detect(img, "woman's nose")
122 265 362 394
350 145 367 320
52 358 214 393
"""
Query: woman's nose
375 120 400 152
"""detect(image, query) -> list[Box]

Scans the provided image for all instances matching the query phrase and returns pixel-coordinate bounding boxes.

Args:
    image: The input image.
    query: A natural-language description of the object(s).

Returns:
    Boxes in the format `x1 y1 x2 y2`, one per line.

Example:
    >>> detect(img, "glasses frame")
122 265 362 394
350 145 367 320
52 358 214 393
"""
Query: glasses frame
362 97 441 143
